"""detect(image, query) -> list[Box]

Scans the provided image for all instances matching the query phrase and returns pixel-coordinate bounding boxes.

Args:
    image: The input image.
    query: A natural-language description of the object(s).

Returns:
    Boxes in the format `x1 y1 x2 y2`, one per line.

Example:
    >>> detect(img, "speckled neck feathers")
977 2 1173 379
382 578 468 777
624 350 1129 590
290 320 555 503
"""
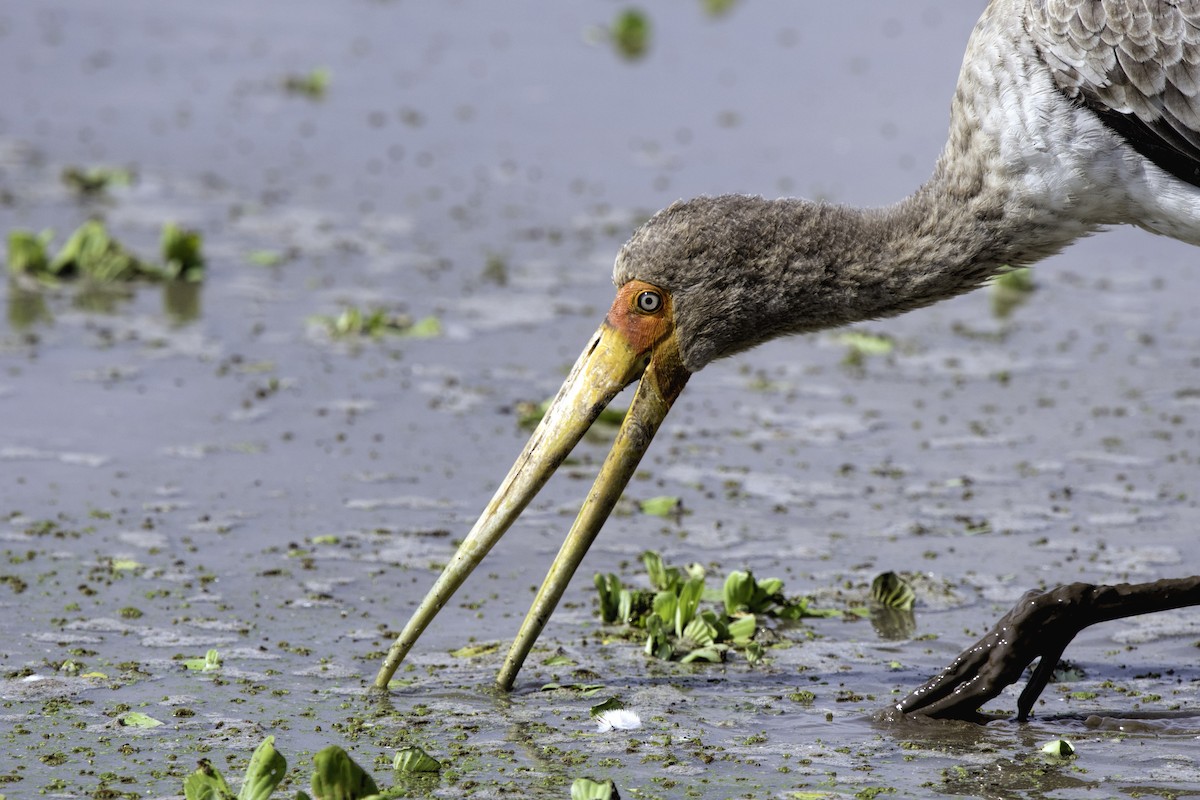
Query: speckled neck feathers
613 0 1200 372
612 186 1038 372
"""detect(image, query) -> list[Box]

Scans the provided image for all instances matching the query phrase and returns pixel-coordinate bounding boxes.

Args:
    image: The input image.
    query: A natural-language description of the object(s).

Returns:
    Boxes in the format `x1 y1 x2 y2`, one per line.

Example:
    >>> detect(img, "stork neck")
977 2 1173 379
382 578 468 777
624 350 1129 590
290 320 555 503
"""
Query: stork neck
842 156 1086 325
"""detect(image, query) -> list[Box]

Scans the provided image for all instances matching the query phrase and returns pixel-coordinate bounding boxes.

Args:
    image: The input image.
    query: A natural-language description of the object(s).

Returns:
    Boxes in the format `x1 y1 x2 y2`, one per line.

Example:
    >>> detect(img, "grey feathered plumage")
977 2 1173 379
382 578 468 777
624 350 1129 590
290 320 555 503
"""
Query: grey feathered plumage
614 0 1200 372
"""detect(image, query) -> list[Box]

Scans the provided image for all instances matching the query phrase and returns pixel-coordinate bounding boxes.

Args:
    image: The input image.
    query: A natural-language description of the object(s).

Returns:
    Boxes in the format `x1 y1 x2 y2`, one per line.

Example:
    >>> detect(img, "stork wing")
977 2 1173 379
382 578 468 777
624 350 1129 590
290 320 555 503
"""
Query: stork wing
1027 0 1200 186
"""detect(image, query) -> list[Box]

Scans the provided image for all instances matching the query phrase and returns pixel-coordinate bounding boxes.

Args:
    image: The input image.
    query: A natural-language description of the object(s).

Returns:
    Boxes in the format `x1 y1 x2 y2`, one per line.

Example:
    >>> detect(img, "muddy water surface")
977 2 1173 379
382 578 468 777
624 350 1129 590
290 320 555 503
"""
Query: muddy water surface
2 2 1200 798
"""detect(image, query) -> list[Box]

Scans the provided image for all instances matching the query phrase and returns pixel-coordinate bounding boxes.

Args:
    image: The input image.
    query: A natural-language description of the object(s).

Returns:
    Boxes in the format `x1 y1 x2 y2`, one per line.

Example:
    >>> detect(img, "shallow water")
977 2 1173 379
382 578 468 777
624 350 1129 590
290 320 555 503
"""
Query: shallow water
2 2 1200 798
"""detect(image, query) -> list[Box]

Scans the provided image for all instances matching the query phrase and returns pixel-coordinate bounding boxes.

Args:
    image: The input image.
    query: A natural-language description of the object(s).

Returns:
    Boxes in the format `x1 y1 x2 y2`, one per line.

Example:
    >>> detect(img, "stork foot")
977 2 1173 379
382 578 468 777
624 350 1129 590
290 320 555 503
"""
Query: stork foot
896 583 1094 721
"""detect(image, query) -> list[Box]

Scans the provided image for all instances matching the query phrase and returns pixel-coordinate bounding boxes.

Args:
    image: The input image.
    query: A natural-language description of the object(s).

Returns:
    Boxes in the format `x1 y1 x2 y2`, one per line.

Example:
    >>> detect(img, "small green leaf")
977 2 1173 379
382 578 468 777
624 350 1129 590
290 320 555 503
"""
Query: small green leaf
641 551 681 591
993 266 1034 292
595 573 622 623
118 711 163 728
248 249 285 267
679 616 716 649
610 8 650 61
727 614 756 643
309 745 379 800
238 736 287 800
589 697 625 718
835 330 894 356
398 315 441 339
870 572 915 611
1040 738 1075 758
6 229 53 275
161 222 205 281
674 576 705 635
184 759 235 800
184 649 222 671
722 570 755 615
284 67 331 99
679 644 724 663
61 165 134 196
651 589 678 627
638 496 679 517
393 746 441 774
449 642 499 658
571 776 620 800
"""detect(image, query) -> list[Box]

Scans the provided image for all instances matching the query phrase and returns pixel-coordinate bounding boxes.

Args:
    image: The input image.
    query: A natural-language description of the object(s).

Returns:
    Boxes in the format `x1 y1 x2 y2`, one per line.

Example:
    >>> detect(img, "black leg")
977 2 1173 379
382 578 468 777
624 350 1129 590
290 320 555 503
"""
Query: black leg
896 576 1200 721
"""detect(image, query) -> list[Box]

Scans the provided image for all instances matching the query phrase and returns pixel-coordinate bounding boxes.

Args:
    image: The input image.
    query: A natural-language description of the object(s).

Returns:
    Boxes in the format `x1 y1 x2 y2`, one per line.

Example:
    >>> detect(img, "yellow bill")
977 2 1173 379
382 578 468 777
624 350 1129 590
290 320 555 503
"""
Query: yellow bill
374 280 689 690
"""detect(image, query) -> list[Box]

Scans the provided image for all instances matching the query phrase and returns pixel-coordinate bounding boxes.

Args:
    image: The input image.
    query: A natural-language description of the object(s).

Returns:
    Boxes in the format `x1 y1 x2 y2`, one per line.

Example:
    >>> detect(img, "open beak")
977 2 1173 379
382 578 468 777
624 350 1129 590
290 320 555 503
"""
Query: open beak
374 282 690 691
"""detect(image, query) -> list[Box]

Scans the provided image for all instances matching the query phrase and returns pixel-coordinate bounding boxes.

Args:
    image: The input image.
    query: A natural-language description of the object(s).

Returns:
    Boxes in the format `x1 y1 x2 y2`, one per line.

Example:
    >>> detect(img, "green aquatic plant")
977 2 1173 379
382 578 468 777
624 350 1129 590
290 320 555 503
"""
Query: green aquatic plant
991 265 1035 318
638 495 680 517
61 165 134 197
183 738 438 800
316 307 441 340
7 229 53 274
184 737 286 800
572 777 620 800
869 571 915 611
594 551 834 664
836 329 894 369
516 398 627 431
117 711 163 728
162 222 206 281
6 220 205 283
308 746 379 800
1040 739 1076 759
610 9 650 60
183 648 222 672
283 67 331 99
393 746 441 774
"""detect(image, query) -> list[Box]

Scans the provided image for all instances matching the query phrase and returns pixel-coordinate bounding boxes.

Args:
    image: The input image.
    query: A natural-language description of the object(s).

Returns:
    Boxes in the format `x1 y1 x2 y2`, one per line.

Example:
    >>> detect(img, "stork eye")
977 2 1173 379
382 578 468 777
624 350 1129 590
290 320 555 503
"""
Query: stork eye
635 290 663 314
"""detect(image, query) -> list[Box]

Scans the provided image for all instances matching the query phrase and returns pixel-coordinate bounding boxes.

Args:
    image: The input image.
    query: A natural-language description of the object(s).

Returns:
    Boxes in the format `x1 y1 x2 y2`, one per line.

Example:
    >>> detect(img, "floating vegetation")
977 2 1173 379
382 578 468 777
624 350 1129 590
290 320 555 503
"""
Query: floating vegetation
315 306 441 339
393 745 442 774
588 697 625 718
161 222 206 281
60 165 135 197
117 711 164 729
991 266 1035 318
6 220 205 284
283 67 331 99
516 398 627 431
609 9 651 60
184 738 439 800
700 0 739 16
1040 739 1076 759
183 648 222 672
572 777 621 800
869 571 915 611
836 329 894 368
593 551 836 664
637 495 680 517
449 641 499 659
184 736 286 800
247 249 288 267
